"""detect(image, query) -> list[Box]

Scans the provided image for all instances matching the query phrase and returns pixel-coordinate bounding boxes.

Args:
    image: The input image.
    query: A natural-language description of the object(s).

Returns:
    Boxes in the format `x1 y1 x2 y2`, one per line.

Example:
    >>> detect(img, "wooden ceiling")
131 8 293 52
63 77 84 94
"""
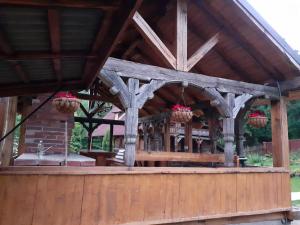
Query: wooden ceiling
0 0 142 96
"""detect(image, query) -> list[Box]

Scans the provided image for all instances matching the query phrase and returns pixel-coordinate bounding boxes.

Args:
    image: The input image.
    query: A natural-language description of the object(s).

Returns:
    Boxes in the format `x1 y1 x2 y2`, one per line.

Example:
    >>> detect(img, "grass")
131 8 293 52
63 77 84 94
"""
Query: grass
292 177 300 192
293 200 300 207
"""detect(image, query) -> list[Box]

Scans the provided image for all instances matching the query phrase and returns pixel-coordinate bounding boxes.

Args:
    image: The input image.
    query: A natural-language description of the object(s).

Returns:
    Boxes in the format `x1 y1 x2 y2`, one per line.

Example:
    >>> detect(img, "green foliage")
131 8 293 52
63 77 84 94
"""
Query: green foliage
246 153 273 167
288 100 300 139
244 100 300 146
70 122 86 153
291 177 300 192
101 130 113 151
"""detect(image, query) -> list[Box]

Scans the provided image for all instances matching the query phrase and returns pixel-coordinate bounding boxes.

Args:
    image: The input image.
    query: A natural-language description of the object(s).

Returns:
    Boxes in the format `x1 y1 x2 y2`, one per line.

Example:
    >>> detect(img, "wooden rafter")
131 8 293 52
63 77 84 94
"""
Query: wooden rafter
0 52 97 61
197 1 285 81
0 30 29 83
0 0 120 10
188 22 255 82
0 80 83 97
187 33 219 71
133 12 176 69
48 9 61 82
83 0 142 87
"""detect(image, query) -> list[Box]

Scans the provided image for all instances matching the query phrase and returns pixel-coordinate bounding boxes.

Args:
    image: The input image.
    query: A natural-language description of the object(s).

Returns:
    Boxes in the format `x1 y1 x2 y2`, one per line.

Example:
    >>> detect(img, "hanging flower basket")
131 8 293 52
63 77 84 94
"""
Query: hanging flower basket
170 104 193 123
52 92 80 114
248 110 268 128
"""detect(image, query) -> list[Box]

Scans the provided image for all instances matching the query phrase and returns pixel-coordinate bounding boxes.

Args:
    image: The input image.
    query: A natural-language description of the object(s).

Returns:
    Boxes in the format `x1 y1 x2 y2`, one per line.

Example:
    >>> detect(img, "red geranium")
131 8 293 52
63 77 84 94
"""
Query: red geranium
55 92 77 99
249 110 266 118
172 104 191 111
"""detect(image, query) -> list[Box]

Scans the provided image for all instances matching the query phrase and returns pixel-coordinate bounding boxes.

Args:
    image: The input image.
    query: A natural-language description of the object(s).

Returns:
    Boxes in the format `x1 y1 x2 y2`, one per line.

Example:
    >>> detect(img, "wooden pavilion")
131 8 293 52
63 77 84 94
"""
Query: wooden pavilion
0 0 300 224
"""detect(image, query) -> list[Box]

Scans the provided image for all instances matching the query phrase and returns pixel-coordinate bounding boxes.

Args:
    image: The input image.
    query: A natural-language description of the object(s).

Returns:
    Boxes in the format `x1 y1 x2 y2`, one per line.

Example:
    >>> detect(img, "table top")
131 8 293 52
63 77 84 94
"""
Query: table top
14 153 96 166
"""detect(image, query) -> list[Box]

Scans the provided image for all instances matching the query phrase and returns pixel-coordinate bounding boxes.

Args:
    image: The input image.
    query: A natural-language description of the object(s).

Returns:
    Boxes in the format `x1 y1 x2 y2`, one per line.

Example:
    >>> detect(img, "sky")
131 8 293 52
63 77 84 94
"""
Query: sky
247 0 300 52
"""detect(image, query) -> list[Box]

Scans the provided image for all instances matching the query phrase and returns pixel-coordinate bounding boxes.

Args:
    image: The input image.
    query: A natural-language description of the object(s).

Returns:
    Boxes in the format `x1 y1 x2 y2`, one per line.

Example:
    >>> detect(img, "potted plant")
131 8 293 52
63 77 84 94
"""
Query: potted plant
52 92 80 114
248 110 268 128
170 104 193 123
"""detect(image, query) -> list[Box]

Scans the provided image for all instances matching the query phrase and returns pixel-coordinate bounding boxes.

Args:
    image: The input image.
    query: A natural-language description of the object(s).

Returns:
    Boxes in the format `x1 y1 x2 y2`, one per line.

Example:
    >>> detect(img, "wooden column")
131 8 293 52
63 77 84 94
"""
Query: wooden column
176 0 187 71
164 121 170 152
271 97 289 168
184 121 193 152
0 97 18 166
222 93 235 167
124 78 139 167
207 112 219 154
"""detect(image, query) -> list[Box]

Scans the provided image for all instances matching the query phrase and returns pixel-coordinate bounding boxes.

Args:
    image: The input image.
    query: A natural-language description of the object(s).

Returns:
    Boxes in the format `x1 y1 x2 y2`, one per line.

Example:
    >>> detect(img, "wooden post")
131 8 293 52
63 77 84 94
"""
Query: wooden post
0 97 18 166
124 78 139 167
222 93 235 167
164 121 170 152
176 0 187 71
207 112 219 154
184 121 193 152
271 97 289 168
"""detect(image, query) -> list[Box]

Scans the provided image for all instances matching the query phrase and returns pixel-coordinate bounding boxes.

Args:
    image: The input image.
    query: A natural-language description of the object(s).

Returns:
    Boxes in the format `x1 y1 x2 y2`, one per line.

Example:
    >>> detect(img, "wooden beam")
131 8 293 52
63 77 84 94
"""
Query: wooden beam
184 121 193 152
136 151 225 163
48 9 62 82
188 22 255 82
0 30 30 83
0 80 83 97
187 33 219 71
102 58 279 98
0 0 120 10
176 0 187 71
197 1 286 81
271 97 289 169
0 52 96 61
133 12 176 69
74 117 124 126
83 0 142 87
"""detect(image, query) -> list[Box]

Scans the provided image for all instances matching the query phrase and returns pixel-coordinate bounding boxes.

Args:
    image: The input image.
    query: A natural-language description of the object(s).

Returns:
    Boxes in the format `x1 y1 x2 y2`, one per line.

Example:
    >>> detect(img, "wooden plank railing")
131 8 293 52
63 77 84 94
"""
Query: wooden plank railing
0 167 291 225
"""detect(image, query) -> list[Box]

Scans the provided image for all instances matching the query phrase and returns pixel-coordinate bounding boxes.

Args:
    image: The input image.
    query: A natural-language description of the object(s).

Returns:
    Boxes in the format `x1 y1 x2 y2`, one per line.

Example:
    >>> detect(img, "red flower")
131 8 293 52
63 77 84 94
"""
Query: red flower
249 110 266 118
55 92 77 99
171 104 191 111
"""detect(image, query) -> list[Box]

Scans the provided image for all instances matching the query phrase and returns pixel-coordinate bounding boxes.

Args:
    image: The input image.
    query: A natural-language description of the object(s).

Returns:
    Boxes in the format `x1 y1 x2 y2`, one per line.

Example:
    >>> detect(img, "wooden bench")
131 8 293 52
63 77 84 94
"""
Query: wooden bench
106 150 236 166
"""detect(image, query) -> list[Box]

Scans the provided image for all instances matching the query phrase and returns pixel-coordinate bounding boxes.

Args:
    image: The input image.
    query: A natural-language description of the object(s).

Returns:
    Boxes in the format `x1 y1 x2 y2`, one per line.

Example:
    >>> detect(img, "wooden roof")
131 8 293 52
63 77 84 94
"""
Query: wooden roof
0 0 141 96
113 0 300 84
0 0 299 100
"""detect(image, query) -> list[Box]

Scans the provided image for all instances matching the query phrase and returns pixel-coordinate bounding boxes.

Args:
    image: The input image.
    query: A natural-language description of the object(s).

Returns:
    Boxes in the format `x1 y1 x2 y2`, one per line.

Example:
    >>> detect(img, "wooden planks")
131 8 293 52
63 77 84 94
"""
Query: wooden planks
0 170 291 225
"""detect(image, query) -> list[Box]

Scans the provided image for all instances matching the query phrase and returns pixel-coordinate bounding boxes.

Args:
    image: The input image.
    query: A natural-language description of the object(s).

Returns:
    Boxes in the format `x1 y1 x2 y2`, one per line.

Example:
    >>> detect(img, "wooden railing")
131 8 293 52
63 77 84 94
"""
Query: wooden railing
0 167 291 225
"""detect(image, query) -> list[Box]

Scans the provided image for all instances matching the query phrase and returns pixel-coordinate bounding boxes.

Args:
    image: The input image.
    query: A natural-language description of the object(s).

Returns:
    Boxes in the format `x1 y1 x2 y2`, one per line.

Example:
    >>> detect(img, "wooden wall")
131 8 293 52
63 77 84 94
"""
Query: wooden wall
0 167 291 225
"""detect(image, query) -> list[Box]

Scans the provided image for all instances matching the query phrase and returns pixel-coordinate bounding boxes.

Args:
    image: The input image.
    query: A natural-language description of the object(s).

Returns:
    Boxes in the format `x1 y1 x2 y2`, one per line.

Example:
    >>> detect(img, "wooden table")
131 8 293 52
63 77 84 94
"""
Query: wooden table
14 153 96 166
80 150 115 166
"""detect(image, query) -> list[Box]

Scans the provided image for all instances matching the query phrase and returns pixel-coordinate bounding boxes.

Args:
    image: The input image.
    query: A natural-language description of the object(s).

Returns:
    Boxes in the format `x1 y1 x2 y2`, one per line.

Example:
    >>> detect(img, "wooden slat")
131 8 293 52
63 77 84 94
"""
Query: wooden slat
0 0 120 10
48 9 62 82
136 151 225 163
187 33 219 71
83 0 142 87
133 12 176 69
